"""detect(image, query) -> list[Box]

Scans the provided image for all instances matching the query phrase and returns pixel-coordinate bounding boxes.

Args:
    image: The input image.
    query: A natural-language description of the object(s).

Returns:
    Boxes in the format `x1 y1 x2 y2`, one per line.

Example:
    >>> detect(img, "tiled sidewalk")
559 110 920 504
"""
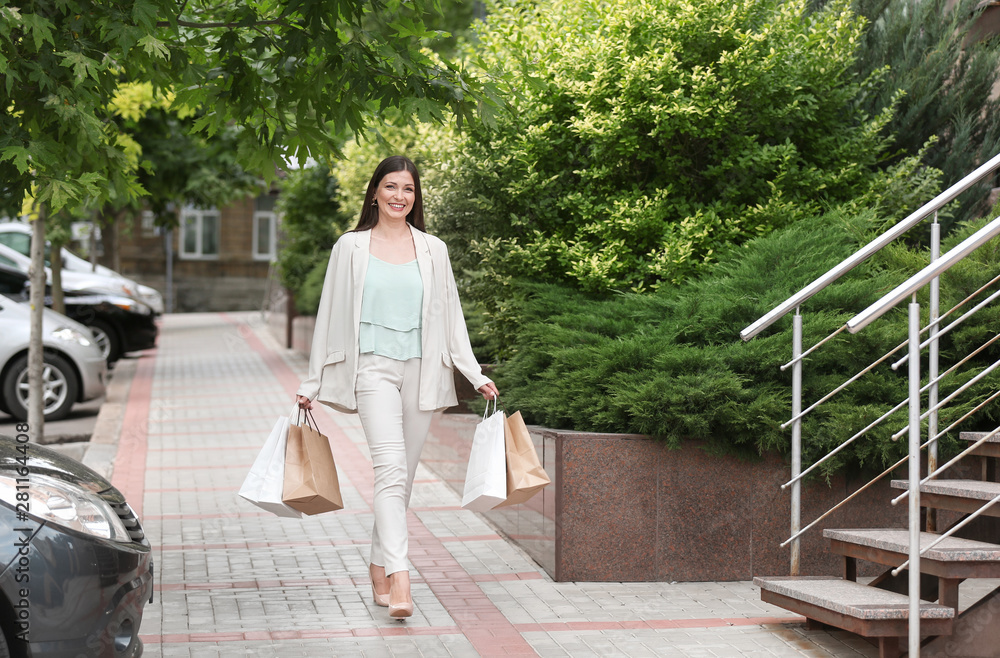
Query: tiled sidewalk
111 312 879 657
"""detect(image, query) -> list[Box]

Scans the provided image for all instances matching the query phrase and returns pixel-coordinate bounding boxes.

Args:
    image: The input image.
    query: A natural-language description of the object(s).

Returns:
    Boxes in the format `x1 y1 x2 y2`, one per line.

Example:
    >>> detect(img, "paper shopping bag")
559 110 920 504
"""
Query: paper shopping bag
494 411 551 508
239 410 303 518
282 410 344 515
461 399 508 511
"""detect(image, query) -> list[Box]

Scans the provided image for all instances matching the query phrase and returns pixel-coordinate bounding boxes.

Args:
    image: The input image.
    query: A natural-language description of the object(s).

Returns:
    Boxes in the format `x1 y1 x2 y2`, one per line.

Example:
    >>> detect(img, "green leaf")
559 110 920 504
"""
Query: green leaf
137 35 169 59
59 51 103 83
0 147 32 174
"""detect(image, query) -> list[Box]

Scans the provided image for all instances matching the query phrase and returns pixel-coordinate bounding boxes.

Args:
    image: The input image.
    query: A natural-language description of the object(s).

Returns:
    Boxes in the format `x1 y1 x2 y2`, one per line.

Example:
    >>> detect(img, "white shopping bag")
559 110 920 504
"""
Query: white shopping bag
461 398 508 511
239 406 304 518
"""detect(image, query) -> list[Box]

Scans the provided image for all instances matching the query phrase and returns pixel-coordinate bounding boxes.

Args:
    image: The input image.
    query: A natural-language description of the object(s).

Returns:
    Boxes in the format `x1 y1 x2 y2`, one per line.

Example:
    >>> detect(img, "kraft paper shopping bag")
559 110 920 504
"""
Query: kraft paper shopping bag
495 410 550 508
282 410 344 515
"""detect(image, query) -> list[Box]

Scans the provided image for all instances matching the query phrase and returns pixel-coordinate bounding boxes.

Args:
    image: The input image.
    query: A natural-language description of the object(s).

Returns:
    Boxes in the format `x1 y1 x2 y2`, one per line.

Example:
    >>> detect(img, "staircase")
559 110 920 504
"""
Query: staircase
756 431 1000 657
741 153 1000 655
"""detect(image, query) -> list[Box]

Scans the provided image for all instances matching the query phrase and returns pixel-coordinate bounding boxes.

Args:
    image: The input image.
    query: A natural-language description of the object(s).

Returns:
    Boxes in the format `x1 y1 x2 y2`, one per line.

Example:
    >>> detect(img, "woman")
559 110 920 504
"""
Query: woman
295 156 498 619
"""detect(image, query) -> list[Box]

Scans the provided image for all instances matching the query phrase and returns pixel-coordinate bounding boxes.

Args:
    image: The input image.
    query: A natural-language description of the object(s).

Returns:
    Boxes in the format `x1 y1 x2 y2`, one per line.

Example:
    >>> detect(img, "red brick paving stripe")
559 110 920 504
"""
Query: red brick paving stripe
141 616 807 645
141 626 464 643
142 508 372 520
147 414 279 424
224 314 540 658
409 505 464 512
146 463 255 470
147 445 262 452
151 572 543 592
156 576 383 591
512 616 807 633
145 431 276 437
145 486 249 492
155 537 373 551
111 353 156 517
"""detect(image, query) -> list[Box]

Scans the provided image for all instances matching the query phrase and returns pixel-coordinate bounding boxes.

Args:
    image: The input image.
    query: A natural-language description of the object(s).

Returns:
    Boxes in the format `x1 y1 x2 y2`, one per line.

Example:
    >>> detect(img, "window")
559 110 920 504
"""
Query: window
141 210 158 238
180 207 220 259
0 231 31 256
253 194 279 261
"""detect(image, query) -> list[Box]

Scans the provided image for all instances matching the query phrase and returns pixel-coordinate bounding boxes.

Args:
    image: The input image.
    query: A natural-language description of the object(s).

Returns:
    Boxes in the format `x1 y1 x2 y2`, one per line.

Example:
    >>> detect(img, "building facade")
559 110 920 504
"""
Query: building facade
112 193 280 312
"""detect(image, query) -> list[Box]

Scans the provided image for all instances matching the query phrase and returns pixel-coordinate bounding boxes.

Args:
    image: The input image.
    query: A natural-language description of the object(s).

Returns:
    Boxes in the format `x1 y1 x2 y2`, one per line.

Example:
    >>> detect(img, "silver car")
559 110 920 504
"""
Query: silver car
0 295 107 421
0 221 165 314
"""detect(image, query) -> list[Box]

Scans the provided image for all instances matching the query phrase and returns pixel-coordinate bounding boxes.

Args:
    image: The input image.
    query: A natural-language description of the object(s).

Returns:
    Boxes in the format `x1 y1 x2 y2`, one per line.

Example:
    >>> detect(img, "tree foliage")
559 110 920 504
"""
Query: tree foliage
436 0 903 298
829 0 1000 231
0 0 506 216
275 164 350 314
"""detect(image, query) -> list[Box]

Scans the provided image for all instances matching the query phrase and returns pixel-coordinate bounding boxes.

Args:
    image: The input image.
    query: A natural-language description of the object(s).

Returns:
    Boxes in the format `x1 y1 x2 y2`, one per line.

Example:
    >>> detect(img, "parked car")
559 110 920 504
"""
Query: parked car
0 264 157 364
0 243 139 301
0 432 152 656
0 295 107 421
0 222 164 314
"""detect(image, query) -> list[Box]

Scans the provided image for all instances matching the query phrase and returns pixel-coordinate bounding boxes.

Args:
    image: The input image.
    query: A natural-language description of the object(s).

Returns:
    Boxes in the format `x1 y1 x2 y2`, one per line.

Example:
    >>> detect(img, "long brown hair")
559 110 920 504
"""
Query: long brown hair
353 155 425 232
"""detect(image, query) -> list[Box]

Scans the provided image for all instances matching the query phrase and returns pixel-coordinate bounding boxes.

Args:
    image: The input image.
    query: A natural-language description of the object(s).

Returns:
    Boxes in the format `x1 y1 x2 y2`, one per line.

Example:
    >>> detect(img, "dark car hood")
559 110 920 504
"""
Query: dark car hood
0 435 113 495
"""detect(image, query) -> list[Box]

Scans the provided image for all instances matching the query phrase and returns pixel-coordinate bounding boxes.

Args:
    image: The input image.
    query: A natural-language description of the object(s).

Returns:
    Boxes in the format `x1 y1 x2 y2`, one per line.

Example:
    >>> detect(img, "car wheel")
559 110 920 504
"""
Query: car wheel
2 353 79 422
87 319 121 363
0 626 10 658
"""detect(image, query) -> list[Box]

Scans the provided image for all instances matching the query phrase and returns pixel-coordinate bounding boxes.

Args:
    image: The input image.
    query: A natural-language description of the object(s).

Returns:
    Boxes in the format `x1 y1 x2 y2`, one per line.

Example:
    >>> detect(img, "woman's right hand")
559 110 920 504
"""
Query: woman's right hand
296 395 313 410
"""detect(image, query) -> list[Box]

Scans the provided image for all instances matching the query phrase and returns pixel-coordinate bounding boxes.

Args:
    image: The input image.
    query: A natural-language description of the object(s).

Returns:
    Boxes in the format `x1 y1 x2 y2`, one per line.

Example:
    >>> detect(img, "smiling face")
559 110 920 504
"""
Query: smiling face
374 170 416 224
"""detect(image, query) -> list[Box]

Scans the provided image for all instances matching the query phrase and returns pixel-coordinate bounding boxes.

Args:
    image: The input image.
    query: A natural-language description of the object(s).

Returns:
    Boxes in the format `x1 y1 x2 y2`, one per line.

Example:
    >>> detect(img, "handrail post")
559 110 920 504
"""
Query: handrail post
907 297 922 657
928 214 941 532
791 309 803 575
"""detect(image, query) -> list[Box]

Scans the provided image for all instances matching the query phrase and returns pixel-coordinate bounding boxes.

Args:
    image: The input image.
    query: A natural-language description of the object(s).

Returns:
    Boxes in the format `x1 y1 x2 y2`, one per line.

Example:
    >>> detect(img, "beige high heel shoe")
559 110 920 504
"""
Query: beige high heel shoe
369 564 389 607
388 572 413 619
371 585 390 607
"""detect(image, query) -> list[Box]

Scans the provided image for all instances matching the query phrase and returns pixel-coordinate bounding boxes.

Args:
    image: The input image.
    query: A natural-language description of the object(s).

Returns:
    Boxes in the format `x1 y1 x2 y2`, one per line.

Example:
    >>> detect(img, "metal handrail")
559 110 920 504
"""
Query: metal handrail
740 151 1000 341
847 214 1000 333
891 277 1000 369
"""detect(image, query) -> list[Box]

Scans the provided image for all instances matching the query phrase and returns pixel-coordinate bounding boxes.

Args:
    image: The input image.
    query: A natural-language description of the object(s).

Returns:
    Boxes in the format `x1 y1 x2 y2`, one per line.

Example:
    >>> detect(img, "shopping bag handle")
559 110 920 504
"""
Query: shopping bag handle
482 395 500 420
290 404 321 431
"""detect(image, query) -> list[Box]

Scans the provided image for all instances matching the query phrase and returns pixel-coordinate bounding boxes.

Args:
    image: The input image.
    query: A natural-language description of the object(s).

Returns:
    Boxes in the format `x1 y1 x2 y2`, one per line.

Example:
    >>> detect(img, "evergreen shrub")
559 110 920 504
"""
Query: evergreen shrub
493 205 1000 473
820 0 1000 230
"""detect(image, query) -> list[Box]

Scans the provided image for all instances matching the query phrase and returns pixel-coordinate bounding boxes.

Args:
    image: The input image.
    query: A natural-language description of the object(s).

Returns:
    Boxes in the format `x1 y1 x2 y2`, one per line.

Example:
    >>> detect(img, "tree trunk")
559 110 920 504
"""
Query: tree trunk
100 209 121 272
28 207 47 436
51 242 64 316
89 211 99 272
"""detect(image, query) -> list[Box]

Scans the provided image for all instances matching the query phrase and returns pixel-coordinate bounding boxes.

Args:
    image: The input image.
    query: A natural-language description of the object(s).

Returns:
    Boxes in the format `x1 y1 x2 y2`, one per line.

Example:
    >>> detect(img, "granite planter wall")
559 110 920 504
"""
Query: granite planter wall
423 413 909 582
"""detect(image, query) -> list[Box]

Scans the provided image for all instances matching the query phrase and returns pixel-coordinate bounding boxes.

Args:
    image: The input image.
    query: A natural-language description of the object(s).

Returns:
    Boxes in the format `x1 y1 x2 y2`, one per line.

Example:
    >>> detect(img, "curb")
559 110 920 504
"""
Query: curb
80 356 138 481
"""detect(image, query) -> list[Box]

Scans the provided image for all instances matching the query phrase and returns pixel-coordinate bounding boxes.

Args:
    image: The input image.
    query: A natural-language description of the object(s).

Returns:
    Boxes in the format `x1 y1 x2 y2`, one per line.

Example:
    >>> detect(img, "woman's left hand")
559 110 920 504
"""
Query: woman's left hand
478 382 499 400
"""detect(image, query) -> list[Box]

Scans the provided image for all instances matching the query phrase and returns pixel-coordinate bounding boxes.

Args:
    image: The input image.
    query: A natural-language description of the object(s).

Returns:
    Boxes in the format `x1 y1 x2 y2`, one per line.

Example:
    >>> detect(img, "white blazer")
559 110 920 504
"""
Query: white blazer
296 224 492 413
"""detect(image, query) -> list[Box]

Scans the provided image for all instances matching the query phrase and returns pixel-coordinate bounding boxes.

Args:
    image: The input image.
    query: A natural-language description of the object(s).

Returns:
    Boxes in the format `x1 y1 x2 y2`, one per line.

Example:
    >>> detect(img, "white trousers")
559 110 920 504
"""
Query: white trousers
355 353 435 576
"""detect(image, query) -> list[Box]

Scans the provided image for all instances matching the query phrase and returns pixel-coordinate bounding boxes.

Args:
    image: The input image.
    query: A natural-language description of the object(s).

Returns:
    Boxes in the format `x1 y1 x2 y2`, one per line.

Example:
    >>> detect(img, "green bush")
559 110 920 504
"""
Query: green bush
275 164 352 314
492 204 1000 473
437 0 903 298
332 120 459 231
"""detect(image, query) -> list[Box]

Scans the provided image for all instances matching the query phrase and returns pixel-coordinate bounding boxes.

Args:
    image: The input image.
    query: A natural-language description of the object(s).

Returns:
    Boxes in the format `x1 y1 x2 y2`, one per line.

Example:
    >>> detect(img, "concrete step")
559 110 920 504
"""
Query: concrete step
959 431 1000 459
755 575 953 654
825 528 1000 579
891 479 1000 518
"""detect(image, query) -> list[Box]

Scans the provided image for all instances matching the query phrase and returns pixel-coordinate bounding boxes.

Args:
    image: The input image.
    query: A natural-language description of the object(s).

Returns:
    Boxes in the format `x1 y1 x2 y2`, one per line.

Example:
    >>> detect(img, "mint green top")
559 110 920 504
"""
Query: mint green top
359 255 423 360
